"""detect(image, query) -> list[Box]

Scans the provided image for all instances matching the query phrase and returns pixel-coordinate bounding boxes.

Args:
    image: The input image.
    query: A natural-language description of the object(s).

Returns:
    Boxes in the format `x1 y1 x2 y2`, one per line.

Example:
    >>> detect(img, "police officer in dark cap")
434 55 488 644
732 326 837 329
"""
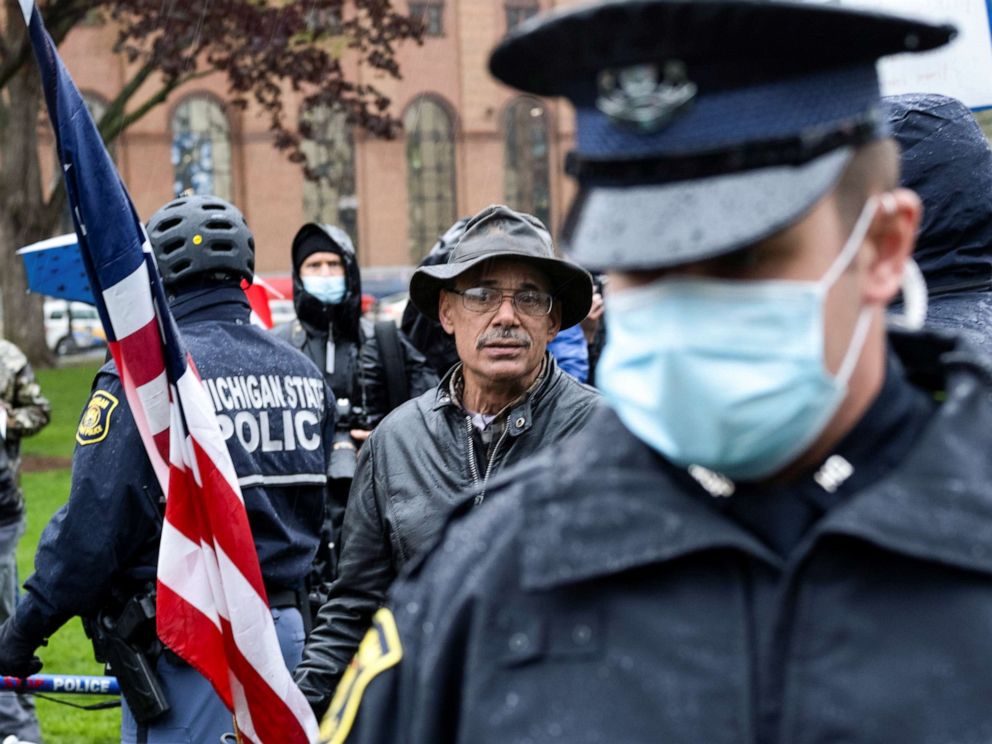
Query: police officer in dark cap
0 195 334 744
314 2 992 743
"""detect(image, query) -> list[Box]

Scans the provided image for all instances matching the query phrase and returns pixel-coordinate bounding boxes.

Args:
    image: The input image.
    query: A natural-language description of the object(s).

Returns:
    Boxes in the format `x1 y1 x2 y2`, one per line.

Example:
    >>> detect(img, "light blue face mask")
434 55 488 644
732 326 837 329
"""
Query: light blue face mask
302 275 347 305
597 195 887 482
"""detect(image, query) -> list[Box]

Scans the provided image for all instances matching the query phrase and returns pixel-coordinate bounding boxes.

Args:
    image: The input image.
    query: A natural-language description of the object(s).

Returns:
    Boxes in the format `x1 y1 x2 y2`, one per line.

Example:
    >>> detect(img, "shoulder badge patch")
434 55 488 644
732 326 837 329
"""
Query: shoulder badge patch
76 390 119 446
319 607 403 744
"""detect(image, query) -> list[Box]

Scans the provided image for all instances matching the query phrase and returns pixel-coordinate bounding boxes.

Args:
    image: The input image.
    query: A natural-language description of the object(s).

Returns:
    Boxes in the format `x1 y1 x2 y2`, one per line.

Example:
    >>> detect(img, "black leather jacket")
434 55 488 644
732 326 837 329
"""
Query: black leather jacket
293 354 600 715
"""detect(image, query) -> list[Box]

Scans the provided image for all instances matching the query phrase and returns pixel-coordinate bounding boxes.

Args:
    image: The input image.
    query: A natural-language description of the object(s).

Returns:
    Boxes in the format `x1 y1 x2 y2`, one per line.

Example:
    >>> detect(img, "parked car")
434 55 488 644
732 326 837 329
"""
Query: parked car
43 300 106 355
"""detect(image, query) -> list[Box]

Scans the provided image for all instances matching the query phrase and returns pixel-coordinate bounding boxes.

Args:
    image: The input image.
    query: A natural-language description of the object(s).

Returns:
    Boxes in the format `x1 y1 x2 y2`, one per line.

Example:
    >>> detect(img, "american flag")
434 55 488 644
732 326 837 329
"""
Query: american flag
19 2 319 741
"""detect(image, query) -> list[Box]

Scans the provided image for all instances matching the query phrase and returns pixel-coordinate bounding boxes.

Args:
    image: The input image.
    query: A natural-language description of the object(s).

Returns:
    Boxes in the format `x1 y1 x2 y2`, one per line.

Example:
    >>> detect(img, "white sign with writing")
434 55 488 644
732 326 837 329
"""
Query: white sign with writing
806 0 992 109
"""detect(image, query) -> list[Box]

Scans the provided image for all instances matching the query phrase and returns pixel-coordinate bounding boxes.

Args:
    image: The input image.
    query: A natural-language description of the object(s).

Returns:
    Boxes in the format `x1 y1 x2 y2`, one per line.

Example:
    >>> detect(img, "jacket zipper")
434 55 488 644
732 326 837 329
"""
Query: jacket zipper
465 414 512 506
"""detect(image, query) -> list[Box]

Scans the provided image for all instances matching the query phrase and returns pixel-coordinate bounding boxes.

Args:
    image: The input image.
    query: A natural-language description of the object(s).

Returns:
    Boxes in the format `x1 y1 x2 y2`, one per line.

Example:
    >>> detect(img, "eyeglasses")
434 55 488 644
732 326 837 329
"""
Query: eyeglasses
447 286 554 317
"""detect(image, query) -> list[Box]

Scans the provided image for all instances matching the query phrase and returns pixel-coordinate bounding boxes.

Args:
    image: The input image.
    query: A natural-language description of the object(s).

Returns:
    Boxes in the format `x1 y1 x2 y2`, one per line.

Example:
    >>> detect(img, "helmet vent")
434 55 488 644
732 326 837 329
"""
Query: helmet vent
205 219 234 231
156 217 183 233
210 241 235 253
161 238 186 256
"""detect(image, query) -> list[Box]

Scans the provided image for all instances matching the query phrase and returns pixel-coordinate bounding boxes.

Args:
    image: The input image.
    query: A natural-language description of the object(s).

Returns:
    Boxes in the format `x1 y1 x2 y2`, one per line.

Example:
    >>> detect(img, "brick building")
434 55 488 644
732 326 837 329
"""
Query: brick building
51 0 583 275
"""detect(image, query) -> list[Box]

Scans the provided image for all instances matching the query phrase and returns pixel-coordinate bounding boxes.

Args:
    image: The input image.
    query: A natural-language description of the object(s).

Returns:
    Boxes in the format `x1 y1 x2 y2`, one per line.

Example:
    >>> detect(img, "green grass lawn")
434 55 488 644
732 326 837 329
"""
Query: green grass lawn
18 363 120 742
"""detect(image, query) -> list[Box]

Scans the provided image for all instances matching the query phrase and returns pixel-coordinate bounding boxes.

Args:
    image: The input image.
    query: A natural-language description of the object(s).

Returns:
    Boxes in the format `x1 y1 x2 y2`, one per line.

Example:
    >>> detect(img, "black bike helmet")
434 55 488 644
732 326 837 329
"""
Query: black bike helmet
146 195 255 288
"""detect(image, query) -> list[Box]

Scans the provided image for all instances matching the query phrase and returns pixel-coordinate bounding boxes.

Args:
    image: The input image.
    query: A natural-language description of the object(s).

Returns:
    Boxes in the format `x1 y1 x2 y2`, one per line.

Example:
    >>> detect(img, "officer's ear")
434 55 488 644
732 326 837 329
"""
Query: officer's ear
862 188 922 306
438 289 457 335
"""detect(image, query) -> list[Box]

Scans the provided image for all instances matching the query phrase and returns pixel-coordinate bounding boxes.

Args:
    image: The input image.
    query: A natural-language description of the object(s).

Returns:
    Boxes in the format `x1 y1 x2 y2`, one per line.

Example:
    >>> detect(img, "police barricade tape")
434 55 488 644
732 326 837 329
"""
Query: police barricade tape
0 674 119 695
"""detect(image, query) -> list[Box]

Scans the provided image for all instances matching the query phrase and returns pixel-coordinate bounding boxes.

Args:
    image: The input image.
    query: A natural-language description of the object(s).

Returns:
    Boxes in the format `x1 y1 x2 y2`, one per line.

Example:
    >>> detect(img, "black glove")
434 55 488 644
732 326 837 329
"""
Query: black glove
0 619 43 678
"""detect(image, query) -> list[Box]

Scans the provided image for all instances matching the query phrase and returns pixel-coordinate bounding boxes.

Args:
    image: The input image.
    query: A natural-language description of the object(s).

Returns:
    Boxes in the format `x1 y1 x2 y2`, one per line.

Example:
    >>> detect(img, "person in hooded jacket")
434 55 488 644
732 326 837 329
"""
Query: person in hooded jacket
273 224 437 562
886 93 992 353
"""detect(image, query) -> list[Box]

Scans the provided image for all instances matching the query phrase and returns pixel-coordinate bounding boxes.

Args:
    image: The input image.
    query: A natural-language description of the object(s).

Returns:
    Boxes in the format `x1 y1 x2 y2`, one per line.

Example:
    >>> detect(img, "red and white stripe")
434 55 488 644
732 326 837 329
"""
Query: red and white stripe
104 246 318 742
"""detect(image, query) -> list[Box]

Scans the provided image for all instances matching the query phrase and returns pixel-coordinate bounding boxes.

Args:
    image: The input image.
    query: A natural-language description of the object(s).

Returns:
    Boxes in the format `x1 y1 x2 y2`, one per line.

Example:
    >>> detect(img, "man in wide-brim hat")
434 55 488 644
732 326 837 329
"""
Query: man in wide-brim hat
294 203 600 718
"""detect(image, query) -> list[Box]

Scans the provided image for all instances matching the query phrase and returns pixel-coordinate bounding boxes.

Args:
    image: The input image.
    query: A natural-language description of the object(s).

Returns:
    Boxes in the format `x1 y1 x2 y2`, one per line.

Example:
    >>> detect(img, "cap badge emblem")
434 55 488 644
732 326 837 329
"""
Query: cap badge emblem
596 61 697 132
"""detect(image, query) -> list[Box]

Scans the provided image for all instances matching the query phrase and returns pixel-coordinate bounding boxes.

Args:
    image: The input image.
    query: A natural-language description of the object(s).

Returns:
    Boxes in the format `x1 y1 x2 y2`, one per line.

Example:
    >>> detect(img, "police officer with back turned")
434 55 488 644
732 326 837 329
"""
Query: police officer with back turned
316 3 992 743
0 195 334 744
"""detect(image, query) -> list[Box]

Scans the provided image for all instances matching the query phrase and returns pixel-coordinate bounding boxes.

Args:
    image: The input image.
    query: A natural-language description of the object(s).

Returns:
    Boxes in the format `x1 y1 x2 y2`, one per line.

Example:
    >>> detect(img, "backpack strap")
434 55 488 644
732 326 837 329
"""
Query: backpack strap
373 320 410 413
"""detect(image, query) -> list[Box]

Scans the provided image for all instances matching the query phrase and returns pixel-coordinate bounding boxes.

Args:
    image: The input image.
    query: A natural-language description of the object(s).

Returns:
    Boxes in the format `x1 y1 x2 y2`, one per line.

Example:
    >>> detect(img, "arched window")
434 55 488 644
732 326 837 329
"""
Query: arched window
504 97 550 227
301 104 358 247
171 95 232 200
404 96 457 261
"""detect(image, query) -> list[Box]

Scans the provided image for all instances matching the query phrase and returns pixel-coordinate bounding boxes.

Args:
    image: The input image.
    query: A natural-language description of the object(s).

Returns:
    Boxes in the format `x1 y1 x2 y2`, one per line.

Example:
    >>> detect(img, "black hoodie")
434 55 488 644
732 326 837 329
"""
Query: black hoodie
887 93 992 351
888 93 992 294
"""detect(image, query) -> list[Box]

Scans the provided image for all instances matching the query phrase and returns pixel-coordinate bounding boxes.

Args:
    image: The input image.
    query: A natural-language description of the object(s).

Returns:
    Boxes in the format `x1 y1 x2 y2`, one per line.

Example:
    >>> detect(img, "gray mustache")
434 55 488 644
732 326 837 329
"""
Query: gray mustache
476 327 533 350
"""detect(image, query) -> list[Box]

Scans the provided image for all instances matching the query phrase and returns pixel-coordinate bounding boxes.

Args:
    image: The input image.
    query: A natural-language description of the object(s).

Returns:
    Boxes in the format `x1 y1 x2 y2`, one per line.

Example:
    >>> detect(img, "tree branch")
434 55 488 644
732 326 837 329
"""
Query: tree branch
0 0 97 92
112 69 211 136
93 57 157 143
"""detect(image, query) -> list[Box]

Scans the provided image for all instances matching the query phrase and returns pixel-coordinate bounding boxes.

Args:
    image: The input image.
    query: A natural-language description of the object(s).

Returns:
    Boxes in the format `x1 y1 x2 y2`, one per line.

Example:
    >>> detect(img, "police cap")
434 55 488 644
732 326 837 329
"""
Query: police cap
489 0 955 271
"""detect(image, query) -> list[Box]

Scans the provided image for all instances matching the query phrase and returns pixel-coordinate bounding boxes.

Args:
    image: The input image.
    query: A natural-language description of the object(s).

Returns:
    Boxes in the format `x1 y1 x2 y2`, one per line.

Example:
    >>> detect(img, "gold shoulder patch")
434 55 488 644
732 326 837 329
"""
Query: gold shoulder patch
319 607 403 744
76 390 119 446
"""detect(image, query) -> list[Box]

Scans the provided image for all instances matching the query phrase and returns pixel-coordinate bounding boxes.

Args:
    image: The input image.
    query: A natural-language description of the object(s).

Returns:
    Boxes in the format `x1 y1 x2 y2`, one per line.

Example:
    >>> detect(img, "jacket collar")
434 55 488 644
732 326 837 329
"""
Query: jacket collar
814 338 992 576
169 285 250 324
432 353 558 437
521 331 992 590
520 405 778 590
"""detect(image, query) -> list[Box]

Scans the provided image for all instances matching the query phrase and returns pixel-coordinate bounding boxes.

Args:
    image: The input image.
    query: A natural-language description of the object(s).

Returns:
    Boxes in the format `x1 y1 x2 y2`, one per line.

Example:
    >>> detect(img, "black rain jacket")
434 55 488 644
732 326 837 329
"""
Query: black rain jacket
338 331 992 744
888 93 992 352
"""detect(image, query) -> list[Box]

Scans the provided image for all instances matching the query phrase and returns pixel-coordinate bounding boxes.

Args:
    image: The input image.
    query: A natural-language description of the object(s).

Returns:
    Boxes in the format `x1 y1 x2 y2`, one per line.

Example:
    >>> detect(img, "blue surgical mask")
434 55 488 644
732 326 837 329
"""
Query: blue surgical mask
302 275 347 305
598 195 885 482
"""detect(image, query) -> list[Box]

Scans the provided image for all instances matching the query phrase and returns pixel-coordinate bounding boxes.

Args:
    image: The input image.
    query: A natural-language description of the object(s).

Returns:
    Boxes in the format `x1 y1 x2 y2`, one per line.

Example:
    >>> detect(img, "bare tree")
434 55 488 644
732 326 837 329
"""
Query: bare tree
0 0 419 365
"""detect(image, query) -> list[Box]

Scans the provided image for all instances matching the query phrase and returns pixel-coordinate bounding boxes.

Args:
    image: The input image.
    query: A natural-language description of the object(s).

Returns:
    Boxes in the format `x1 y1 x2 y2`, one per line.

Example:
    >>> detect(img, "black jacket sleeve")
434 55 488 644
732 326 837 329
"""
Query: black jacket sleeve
294 433 398 715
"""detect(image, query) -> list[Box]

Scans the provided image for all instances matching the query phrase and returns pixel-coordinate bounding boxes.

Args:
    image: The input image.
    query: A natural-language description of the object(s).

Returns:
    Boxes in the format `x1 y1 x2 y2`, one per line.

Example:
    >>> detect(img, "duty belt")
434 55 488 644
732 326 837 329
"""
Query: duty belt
267 588 300 609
